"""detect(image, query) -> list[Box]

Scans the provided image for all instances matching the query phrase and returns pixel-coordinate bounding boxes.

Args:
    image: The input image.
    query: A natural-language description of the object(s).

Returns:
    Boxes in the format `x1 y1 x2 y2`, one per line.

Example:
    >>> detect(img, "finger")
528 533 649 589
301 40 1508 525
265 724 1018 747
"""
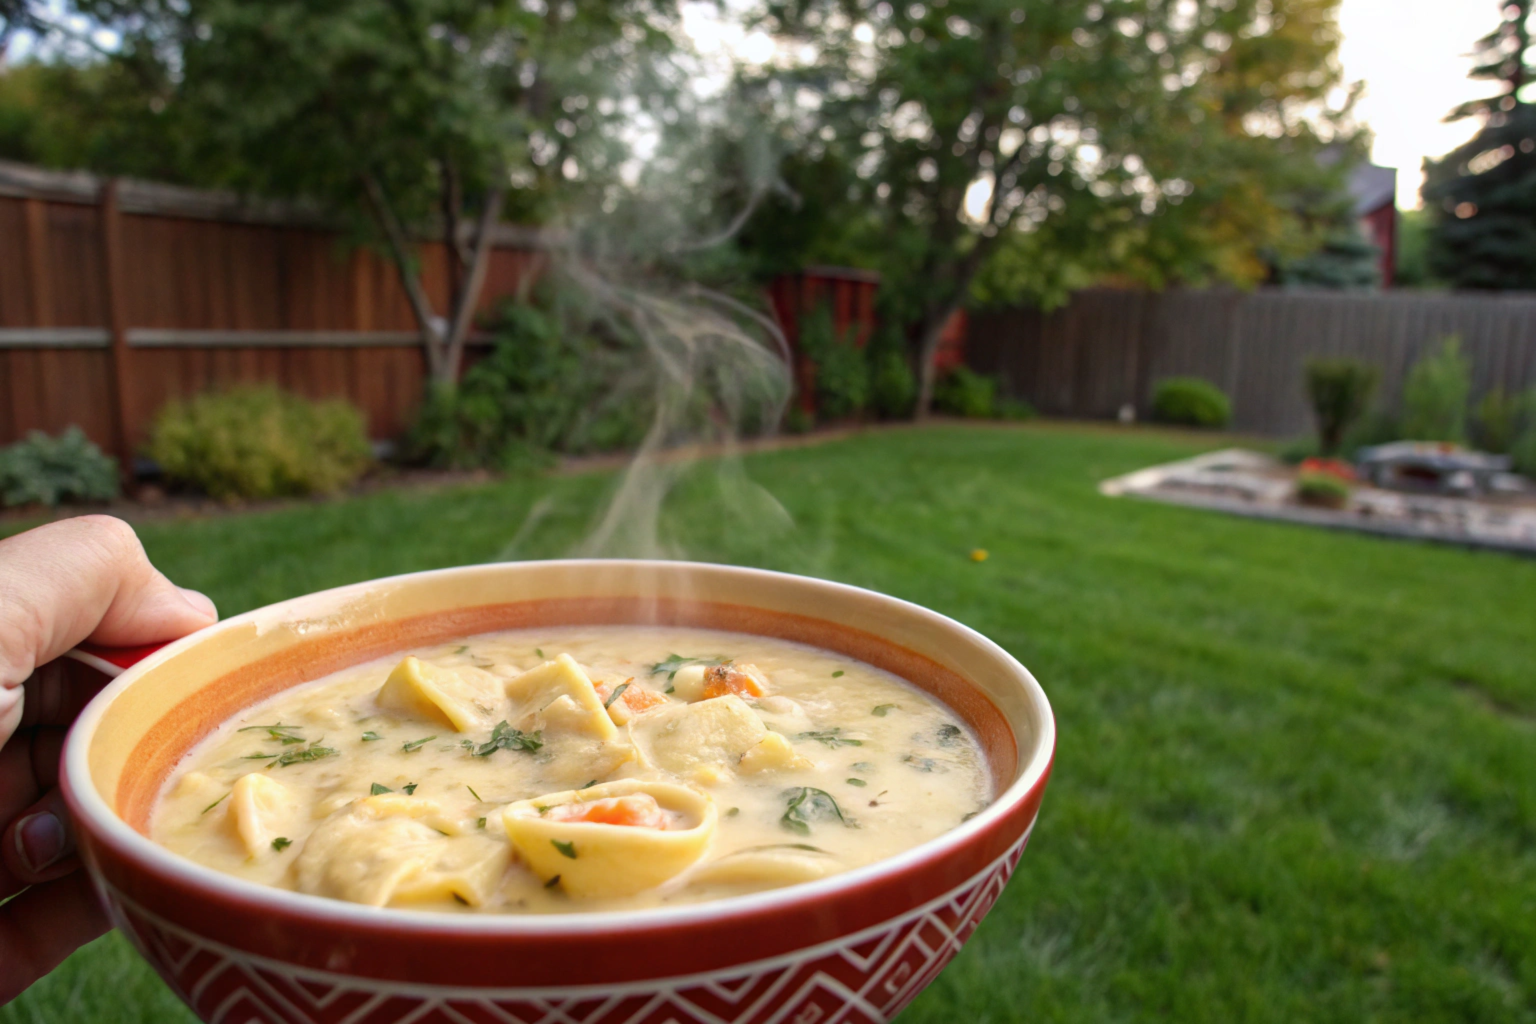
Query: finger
0 515 218 741
0 870 109 1004
17 659 111 731
1 787 78 887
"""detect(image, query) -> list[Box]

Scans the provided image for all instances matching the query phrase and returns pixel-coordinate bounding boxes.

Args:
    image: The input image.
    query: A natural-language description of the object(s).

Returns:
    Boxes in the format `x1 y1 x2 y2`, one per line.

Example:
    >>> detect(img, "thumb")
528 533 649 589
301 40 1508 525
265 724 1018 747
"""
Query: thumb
0 516 217 741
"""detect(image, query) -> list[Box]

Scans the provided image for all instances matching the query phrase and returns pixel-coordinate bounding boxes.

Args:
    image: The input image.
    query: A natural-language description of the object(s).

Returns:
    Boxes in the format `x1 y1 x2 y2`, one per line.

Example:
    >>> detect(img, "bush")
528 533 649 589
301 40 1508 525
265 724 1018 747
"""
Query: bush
1341 408 1402 458
869 347 916 420
1296 471 1351 509
148 386 372 500
0 427 119 507
996 396 1037 421
1401 337 1471 443
1473 387 1535 454
797 304 870 420
1277 436 1320 465
1151 377 1231 429
1304 358 1378 455
933 366 999 418
405 299 652 470
1513 427 1536 479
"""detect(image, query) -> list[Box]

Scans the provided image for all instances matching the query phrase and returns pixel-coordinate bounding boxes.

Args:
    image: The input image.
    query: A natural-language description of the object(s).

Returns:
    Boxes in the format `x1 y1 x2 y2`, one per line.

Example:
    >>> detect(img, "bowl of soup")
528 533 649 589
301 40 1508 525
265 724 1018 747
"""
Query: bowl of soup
61 560 1054 1024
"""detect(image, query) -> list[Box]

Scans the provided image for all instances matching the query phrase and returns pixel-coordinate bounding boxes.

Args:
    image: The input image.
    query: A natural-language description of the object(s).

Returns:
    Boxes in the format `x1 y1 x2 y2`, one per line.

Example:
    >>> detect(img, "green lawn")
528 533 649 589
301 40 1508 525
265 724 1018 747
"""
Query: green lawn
5 423 1535 1024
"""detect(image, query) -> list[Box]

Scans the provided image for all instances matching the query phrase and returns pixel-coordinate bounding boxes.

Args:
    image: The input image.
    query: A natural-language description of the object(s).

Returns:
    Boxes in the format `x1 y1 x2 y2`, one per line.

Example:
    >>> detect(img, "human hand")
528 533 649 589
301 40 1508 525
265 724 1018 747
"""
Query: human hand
0 516 217 1003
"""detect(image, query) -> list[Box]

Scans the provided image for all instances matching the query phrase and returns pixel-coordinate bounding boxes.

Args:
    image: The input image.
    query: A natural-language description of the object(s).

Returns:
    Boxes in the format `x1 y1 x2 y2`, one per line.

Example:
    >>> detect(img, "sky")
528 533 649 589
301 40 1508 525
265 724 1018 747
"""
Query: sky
1336 0 1497 209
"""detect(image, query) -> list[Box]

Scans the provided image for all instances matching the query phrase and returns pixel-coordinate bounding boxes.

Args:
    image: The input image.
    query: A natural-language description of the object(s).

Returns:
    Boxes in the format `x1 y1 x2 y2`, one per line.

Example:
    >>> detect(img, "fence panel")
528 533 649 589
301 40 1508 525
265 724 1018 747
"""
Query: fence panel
969 287 1536 436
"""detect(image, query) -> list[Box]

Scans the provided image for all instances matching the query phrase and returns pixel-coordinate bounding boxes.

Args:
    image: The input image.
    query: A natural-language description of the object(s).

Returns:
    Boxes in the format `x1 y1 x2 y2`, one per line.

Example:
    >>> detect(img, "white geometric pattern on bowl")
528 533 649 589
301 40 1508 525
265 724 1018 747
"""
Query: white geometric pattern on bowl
104 828 1032 1024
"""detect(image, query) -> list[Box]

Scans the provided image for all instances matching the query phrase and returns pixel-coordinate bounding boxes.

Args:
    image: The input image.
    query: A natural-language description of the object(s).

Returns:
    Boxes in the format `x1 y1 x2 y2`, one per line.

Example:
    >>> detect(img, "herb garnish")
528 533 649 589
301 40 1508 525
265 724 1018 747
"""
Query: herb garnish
796 728 864 748
781 787 857 835
936 724 964 747
467 785 483 801
580 779 599 789
648 653 722 685
402 735 437 753
473 721 543 757
872 704 897 717
361 731 382 742
544 874 561 888
476 817 487 829
725 806 740 818
275 742 338 767
402 783 418 795
534 648 545 659
902 754 944 773
200 793 228 815
271 837 292 852
603 682 631 709
552 839 578 860
370 783 393 795
832 670 845 678
846 778 867 787
238 724 305 745
454 645 469 655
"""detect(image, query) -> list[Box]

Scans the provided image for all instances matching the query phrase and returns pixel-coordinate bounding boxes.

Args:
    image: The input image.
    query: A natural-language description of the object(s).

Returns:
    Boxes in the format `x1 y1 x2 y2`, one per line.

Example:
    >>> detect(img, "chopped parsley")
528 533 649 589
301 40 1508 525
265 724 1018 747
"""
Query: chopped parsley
271 837 292 852
370 783 393 795
551 839 578 860
238 724 305 745
725 806 740 818
476 817 487 829
402 735 437 753
544 874 561 889
580 779 599 789
275 742 338 767
200 793 228 816
467 785 483 801
846 778 867 787
402 783 418 795
872 704 897 717
361 731 383 742
534 648 545 659
781 787 857 835
936 724 964 747
473 721 543 758
850 761 875 772
454 645 469 655
831 670 845 678
648 653 720 684
902 754 944 773
797 728 864 748
603 682 631 709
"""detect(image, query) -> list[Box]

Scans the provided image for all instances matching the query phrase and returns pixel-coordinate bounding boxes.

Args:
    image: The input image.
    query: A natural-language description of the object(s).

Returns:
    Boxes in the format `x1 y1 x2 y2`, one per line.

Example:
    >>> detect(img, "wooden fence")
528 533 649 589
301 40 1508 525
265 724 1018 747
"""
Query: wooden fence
967 288 1536 436
0 159 548 459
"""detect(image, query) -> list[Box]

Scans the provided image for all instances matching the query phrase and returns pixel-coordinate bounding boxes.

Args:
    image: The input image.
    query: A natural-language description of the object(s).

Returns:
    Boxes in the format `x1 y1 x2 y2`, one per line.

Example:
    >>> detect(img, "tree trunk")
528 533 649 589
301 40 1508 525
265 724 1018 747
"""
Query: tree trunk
361 172 448 380
442 186 506 383
914 299 961 419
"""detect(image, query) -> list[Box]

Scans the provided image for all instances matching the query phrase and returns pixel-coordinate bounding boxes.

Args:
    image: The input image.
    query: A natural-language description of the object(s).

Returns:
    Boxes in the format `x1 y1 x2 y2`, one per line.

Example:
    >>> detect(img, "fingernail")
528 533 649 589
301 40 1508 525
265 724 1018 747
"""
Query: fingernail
16 812 66 873
177 587 218 620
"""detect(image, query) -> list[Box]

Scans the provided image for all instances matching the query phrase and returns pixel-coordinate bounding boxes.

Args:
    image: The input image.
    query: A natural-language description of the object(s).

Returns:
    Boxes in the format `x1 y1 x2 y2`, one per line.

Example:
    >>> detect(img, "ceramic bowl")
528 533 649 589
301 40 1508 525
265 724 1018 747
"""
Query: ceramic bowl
61 560 1055 1024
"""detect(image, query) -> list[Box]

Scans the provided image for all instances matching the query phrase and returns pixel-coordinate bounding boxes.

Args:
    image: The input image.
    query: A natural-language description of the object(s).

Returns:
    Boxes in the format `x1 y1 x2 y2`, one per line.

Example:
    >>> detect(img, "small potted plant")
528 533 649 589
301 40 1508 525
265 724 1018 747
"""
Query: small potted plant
1296 470 1352 510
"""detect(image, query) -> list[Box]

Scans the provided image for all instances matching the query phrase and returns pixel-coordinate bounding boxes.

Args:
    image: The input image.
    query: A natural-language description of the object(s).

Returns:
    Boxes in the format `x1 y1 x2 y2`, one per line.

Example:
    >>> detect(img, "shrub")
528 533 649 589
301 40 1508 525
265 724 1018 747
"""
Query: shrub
996 396 1037 421
797 304 870 420
933 366 999 418
405 299 652 470
1401 337 1471 443
1473 387 1535 454
1341 408 1402 458
1513 427 1536 479
1304 358 1378 455
1277 436 1320 465
1151 377 1231 429
0 427 119 507
148 386 372 500
869 347 916 420
1296 471 1351 509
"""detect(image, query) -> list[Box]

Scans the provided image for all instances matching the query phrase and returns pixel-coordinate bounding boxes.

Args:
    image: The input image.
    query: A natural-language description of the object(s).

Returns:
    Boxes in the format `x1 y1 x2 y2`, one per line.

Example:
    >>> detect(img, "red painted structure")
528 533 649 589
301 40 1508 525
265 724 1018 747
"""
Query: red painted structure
767 266 880 415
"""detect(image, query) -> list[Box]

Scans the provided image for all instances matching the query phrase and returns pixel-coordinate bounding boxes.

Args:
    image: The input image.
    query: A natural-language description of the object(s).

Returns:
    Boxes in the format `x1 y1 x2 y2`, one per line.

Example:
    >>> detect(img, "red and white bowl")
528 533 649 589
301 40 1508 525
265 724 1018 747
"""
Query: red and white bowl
61 560 1055 1024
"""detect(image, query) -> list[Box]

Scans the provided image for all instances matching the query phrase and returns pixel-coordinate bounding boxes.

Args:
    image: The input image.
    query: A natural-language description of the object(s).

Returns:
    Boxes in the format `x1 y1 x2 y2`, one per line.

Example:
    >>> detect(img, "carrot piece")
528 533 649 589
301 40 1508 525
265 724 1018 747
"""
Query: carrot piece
621 685 668 712
702 665 765 699
549 794 668 829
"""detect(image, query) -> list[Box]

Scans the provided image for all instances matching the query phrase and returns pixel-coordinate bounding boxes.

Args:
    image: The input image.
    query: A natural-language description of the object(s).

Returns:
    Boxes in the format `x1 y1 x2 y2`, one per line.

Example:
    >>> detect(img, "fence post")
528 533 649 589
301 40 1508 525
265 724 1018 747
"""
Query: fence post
22 198 53 326
99 179 137 481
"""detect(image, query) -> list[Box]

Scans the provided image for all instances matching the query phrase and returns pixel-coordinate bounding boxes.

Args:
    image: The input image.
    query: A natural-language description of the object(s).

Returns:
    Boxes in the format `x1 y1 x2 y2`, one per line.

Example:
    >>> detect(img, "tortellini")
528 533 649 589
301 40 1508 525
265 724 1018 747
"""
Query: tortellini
377 656 505 733
296 794 508 907
501 780 716 899
691 844 845 887
505 655 617 741
629 695 767 781
227 773 305 858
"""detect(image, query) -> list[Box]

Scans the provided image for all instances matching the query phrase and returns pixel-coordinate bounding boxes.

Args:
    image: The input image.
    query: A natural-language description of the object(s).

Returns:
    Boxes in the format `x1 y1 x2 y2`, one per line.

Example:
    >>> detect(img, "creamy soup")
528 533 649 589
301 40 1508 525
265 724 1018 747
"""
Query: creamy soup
153 626 990 913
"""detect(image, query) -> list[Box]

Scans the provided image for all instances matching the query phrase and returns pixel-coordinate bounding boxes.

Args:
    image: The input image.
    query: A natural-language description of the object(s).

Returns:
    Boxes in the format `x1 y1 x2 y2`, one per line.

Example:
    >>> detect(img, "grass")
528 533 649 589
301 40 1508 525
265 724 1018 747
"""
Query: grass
5 422 1535 1023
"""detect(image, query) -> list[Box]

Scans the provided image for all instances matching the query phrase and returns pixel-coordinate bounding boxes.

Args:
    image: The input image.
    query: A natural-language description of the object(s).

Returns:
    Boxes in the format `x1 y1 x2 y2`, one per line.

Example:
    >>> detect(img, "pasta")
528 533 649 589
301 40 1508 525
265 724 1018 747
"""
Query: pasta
153 626 990 913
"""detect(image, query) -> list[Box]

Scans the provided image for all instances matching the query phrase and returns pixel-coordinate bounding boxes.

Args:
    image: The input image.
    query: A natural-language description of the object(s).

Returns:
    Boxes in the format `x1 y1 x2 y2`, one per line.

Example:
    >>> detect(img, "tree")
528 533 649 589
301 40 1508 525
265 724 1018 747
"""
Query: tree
78 0 680 384
753 0 1358 414
1422 0 1536 290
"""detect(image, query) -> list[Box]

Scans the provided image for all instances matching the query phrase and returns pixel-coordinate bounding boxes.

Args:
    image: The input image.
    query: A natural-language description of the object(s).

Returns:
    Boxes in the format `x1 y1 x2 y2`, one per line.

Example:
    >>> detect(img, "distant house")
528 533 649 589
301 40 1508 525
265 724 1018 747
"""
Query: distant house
1350 163 1397 287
